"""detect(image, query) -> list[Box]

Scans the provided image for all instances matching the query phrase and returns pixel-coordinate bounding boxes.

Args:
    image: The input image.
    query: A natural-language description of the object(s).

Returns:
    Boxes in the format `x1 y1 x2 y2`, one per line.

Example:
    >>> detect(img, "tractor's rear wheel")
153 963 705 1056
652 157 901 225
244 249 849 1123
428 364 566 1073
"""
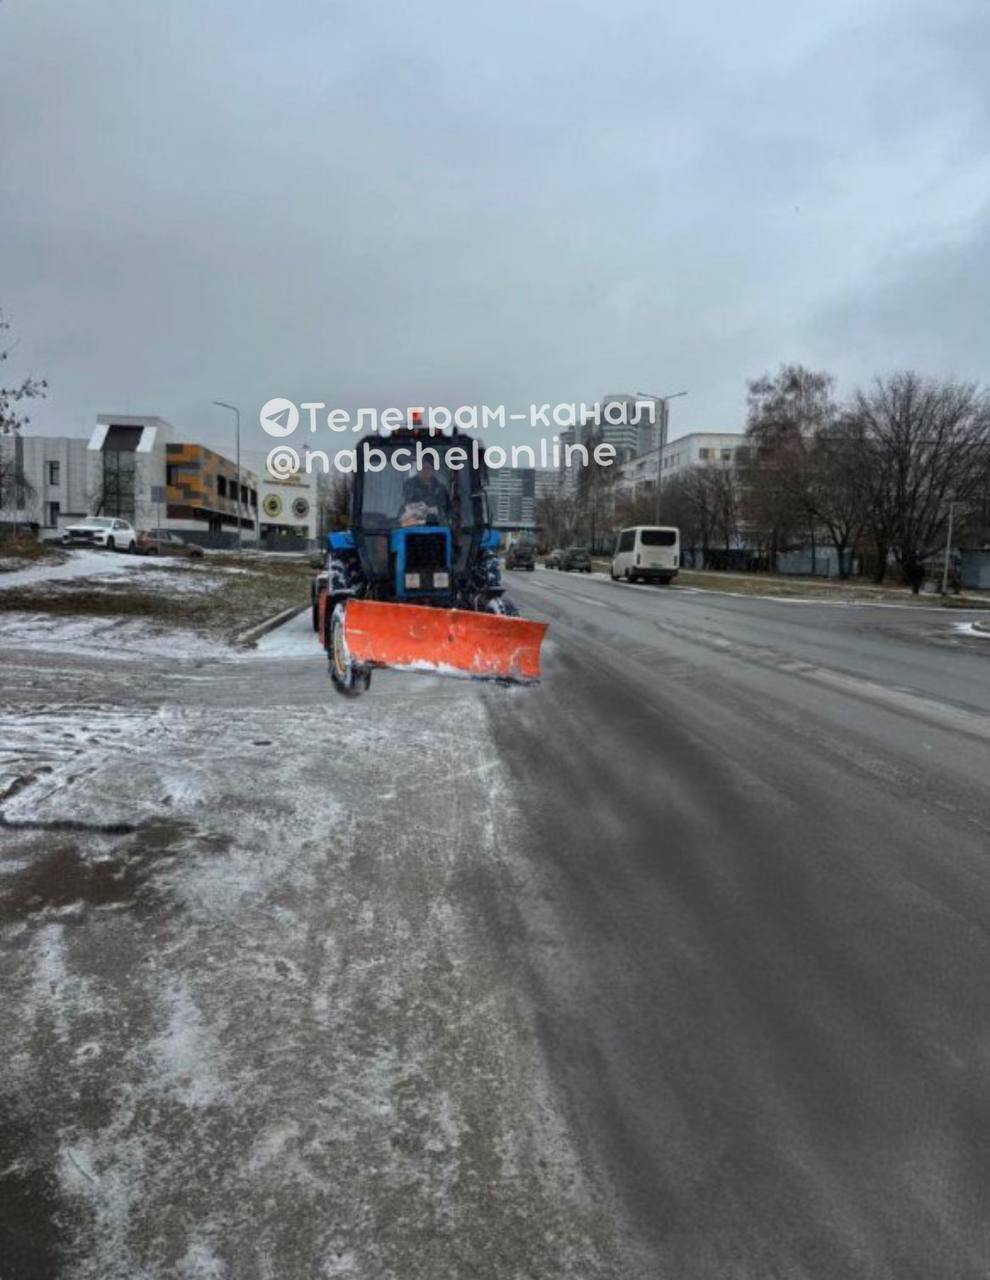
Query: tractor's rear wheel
329 603 371 697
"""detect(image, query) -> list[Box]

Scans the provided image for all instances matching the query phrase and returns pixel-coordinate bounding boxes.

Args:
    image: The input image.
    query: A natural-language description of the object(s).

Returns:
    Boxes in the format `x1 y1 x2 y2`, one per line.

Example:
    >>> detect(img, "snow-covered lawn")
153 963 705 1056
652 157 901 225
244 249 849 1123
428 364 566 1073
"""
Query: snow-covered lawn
0 611 232 661
0 551 312 654
0 548 151 591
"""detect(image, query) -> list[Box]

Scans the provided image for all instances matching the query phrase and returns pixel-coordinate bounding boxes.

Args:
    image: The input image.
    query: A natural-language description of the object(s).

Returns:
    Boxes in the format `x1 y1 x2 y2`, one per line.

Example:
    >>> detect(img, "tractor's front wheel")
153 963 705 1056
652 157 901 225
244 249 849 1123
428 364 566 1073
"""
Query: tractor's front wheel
328 603 371 697
485 594 519 618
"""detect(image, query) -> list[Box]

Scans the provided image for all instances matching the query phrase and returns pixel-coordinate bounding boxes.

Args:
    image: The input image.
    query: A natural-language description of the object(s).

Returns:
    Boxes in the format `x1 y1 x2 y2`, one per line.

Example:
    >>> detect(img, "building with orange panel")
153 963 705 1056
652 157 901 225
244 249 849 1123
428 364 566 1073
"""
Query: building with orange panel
166 443 258 537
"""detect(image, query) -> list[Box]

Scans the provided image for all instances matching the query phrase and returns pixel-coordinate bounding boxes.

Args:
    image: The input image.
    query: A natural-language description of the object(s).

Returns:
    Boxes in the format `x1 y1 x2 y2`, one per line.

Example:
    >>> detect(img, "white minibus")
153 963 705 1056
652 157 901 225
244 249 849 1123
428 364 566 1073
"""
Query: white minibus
610 526 680 584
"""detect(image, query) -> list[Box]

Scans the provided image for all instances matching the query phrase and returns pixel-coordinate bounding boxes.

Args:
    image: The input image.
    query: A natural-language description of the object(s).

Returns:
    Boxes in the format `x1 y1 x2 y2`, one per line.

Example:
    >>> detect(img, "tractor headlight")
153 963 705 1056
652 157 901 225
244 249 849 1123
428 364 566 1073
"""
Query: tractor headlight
405 573 421 589
434 572 449 588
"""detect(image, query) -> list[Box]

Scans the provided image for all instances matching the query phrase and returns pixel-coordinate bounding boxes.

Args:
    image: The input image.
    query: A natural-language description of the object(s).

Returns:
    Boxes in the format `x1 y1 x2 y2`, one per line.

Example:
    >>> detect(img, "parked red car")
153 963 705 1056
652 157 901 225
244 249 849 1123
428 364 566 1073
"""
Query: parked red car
136 530 204 558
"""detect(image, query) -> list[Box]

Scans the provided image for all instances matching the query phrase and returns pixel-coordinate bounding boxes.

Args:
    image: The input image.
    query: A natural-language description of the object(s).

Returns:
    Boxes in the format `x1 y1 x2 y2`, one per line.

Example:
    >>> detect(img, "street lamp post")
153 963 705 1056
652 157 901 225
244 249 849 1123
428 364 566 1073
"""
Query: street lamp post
941 500 956 596
636 390 687 524
212 400 242 551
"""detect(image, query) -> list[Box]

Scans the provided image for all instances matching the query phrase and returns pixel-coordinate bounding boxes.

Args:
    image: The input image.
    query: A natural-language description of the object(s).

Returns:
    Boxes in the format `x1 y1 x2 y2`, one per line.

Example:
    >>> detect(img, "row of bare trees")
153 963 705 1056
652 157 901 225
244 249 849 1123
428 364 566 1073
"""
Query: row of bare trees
536 366 990 585
738 366 990 582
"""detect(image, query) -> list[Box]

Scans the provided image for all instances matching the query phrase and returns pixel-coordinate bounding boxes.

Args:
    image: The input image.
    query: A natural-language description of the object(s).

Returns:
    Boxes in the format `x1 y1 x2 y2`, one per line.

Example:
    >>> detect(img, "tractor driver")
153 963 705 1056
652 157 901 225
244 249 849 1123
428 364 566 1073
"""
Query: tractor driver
399 454 450 526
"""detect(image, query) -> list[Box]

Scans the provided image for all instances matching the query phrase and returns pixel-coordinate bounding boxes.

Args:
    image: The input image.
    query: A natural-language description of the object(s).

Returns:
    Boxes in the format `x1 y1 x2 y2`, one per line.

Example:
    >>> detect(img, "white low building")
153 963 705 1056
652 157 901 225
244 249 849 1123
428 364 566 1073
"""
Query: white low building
0 435 93 533
615 431 748 498
258 472 318 546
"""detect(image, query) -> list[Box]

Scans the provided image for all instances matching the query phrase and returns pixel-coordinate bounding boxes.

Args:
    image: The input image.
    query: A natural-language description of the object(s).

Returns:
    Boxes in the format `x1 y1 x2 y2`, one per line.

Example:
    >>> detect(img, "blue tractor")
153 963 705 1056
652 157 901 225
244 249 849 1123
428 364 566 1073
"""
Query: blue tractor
317 427 547 696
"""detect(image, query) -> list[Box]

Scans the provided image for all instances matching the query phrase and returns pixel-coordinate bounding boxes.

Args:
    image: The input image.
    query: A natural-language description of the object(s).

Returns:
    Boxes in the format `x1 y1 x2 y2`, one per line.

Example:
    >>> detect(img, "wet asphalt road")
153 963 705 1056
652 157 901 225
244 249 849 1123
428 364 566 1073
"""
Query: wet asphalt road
490 569 990 1278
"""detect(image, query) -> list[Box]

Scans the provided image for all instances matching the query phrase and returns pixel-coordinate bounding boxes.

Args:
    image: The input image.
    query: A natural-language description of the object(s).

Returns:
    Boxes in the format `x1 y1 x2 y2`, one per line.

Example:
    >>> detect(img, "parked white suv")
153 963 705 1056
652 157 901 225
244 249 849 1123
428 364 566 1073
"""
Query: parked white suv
61 517 138 553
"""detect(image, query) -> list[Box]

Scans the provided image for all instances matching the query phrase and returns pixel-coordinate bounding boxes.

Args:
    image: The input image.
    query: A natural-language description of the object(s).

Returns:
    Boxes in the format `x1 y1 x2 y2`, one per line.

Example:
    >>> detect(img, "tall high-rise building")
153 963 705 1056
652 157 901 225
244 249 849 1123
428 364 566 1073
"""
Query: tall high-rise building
557 427 579 495
534 469 560 501
598 394 659 460
487 466 536 528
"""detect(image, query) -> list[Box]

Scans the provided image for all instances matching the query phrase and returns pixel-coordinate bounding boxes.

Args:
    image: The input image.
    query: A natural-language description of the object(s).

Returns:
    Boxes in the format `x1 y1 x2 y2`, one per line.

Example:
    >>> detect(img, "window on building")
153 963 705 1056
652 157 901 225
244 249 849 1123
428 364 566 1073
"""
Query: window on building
46 501 60 527
166 464 178 486
699 447 713 460
721 449 733 461
250 489 257 508
217 475 227 497
48 461 60 485
101 449 136 519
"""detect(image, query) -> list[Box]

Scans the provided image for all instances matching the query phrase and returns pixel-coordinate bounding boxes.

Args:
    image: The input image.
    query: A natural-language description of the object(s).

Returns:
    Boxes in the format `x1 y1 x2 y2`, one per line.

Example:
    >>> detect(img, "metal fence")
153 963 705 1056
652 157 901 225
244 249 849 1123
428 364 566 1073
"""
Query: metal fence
961 550 990 590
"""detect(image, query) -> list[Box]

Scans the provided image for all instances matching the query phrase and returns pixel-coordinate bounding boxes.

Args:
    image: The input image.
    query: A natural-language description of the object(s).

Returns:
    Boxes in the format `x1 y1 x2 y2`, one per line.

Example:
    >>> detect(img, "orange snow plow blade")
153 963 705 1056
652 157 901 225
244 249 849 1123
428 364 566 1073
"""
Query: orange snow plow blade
343 599 547 682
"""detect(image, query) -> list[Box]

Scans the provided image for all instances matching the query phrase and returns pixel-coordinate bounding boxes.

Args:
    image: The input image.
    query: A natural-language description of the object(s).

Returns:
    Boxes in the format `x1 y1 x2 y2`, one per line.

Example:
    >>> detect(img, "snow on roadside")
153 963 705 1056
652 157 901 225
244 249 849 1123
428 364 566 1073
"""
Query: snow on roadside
0 668 621 1278
0 612 231 660
0 704 171 814
247 606 315 659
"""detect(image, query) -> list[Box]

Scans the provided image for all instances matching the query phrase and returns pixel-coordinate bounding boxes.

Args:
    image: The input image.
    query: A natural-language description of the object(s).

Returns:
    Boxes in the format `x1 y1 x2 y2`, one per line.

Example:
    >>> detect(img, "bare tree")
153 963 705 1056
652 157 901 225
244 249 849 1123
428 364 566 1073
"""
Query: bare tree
0 310 46 525
0 436 30 514
746 364 835 449
659 464 737 567
613 486 658 533
319 473 352 536
846 373 990 589
535 486 577 550
708 464 742 554
799 425 869 577
742 364 837 566
0 310 47 438
575 430 617 552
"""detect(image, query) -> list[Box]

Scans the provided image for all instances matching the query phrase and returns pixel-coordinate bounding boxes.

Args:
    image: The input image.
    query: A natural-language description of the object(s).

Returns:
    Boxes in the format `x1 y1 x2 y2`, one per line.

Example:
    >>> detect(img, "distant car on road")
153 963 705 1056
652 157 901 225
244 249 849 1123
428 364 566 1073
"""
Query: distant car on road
611 525 680 584
545 548 565 569
61 517 137 553
559 546 592 573
136 530 204 558
505 544 535 571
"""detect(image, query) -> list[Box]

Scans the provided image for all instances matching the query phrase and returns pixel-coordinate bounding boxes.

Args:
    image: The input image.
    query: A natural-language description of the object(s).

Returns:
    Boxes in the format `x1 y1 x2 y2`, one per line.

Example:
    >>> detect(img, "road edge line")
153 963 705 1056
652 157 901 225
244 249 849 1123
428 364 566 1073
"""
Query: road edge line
236 605 306 648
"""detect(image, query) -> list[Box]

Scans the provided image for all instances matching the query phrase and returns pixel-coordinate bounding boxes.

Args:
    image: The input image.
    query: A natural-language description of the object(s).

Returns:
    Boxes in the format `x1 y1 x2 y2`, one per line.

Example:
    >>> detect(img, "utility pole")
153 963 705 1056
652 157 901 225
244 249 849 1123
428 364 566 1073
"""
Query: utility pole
13 425 24 538
637 390 687 523
941 500 956 595
212 400 243 551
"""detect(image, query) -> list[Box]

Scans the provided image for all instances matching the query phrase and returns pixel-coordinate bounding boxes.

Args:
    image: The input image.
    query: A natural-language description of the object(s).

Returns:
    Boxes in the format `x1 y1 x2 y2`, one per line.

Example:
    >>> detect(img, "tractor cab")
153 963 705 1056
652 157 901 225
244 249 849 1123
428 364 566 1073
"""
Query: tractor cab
349 430 496 607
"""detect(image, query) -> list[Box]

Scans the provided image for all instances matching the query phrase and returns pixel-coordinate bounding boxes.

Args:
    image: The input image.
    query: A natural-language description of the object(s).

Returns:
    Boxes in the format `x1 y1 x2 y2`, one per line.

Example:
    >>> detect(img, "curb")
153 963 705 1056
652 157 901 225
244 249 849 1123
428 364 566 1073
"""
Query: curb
236 604 306 648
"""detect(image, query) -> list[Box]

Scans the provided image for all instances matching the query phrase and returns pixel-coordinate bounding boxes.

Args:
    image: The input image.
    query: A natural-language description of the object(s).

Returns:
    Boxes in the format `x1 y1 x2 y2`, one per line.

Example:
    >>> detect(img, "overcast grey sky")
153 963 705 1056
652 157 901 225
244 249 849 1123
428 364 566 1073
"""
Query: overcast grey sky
1 0 987 456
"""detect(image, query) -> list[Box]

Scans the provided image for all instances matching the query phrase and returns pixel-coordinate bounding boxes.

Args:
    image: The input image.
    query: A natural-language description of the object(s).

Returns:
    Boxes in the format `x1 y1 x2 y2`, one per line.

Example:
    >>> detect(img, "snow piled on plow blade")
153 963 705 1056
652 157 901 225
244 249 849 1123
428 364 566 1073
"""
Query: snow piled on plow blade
343 599 548 682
